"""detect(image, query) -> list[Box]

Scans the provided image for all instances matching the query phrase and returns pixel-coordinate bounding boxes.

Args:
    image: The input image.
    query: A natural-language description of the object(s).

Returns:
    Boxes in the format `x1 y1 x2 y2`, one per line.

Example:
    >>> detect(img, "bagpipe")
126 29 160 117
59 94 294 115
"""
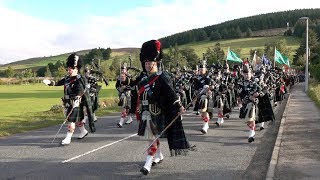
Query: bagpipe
91 60 109 86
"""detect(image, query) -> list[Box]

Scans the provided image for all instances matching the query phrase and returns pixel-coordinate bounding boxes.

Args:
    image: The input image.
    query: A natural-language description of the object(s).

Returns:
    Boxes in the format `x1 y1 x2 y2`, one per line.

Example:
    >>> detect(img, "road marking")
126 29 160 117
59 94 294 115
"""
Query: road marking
61 133 137 163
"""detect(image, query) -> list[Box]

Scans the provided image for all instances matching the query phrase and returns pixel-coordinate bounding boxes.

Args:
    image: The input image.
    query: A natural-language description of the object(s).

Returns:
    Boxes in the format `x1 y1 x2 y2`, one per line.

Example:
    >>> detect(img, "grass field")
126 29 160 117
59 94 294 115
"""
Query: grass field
0 81 119 137
175 36 300 58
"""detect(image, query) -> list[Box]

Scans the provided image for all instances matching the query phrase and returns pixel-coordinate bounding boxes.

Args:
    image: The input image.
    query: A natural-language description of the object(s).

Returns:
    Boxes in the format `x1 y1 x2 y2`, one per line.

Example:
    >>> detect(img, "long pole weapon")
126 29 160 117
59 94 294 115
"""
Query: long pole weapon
143 86 209 154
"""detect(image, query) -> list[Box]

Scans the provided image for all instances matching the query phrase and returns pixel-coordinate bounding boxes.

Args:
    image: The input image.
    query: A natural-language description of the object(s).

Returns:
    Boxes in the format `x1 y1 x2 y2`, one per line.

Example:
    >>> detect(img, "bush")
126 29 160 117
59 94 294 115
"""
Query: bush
310 64 320 81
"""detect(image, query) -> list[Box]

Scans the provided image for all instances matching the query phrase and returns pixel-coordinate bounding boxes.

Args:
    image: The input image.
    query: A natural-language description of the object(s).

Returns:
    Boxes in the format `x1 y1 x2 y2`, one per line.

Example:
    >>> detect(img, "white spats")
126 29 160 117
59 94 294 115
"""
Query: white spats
249 129 255 138
82 116 88 124
140 155 154 175
61 132 73 145
153 148 164 165
125 116 133 124
78 125 88 139
61 122 75 145
260 122 265 130
201 122 209 134
117 118 124 128
93 113 98 122
217 118 224 125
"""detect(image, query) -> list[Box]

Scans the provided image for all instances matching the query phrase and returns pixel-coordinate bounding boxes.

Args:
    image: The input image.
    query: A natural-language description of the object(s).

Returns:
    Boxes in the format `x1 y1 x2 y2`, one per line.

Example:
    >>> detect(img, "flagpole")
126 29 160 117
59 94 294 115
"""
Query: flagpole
226 47 230 65
274 47 276 68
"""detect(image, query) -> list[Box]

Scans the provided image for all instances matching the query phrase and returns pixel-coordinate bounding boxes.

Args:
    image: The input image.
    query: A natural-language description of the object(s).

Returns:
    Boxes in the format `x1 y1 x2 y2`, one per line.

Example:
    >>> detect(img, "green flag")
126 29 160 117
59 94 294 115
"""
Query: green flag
275 49 290 67
226 49 242 63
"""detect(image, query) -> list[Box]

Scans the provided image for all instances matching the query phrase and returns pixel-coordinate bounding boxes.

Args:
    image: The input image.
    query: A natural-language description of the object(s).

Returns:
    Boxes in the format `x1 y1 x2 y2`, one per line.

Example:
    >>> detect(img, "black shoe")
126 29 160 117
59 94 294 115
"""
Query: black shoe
215 122 220 127
200 129 207 134
117 123 122 128
152 159 163 166
140 167 149 175
260 127 265 131
248 137 255 143
226 114 230 119
196 111 200 115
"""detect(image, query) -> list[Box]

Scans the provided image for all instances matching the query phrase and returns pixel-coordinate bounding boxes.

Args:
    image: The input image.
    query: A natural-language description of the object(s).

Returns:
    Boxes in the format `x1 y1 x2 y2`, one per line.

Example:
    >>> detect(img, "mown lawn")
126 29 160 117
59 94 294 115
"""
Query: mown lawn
0 81 119 137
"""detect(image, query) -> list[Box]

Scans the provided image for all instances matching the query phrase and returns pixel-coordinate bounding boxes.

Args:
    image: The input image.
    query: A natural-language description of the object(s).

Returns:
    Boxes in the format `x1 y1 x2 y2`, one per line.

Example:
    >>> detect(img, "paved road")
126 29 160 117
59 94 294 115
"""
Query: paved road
0 99 287 180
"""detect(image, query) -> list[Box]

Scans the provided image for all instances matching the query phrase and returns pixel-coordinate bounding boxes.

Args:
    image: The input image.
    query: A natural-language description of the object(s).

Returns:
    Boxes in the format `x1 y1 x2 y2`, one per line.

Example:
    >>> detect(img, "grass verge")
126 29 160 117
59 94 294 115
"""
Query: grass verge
308 79 320 108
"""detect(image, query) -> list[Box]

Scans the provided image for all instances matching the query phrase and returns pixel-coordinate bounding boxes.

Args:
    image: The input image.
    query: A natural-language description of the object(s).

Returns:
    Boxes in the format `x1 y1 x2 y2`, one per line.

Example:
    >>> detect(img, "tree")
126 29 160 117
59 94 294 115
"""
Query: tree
284 29 293 36
36 67 46 77
293 29 319 65
213 42 225 61
109 56 122 76
102 48 112 60
246 28 253 37
44 65 52 77
23 69 34 78
264 39 292 65
209 30 222 40
56 66 66 78
196 29 208 41
4 66 15 78
180 47 198 68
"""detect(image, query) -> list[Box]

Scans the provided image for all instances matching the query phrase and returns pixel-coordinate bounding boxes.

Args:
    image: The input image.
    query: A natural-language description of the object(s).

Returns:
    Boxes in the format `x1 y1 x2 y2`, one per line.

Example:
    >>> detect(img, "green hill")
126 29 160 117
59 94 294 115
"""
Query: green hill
175 36 301 58
0 48 139 71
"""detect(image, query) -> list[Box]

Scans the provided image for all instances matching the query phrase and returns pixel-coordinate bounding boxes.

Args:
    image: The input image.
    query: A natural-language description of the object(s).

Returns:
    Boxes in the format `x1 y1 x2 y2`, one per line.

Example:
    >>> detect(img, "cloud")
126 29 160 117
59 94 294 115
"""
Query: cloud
0 0 319 64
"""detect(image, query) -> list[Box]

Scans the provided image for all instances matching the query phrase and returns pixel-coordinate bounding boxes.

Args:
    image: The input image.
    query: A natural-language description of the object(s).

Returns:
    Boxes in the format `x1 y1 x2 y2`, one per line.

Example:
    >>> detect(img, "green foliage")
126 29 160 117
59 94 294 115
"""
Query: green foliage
264 39 292 65
310 64 320 81
246 28 253 37
160 9 320 48
179 47 199 68
44 65 52 77
293 29 319 65
205 42 225 64
4 66 15 77
284 29 293 36
308 81 320 108
209 30 222 41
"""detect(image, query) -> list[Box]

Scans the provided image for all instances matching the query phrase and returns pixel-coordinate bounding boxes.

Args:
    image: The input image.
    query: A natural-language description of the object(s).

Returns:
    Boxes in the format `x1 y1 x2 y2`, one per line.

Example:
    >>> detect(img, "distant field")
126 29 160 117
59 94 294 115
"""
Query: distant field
0 81 118 136
173 36 301 58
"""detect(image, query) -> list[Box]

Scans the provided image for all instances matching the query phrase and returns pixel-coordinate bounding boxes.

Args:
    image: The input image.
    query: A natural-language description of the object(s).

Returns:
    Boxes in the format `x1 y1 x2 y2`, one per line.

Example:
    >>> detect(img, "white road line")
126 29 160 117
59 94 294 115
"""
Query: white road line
61 133 137 164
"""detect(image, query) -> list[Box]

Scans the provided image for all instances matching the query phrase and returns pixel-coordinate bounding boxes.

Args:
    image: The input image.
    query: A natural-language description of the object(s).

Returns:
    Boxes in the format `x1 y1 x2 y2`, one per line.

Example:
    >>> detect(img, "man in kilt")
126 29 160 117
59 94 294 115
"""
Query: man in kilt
136 40 191 175
116 67 135 128
84 66 101 122
237 63 262 143
254 69 275 130
43 54 95 145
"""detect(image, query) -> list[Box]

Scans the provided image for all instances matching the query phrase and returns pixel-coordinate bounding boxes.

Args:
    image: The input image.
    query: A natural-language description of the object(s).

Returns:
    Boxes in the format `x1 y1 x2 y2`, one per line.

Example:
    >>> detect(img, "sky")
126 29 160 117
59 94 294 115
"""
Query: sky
0 0 318 64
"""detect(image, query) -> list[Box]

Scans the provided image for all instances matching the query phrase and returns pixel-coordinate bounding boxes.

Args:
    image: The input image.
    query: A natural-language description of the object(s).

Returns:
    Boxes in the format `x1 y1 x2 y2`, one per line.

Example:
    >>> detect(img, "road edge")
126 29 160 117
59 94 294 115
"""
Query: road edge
265 93 291 180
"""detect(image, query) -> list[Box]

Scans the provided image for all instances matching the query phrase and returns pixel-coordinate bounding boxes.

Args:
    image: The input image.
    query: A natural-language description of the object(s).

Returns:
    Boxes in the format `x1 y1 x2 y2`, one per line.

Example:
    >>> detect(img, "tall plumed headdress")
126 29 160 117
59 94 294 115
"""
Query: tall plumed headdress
140 40 163 62
66 53 82 69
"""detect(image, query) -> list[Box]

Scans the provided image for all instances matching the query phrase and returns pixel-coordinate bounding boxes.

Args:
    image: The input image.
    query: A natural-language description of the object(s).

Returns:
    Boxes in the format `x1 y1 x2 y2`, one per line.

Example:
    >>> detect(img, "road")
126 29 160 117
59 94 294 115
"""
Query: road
0 98 287 180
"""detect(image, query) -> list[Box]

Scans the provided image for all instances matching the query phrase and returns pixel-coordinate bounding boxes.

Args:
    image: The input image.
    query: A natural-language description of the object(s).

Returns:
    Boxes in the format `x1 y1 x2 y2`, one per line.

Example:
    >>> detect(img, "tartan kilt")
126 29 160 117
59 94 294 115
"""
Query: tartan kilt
256 94 275 123
222 95 231 114
165 110 190 151
138 113 167 138
275 87 284 102
90 94 99 112
66 106 84 122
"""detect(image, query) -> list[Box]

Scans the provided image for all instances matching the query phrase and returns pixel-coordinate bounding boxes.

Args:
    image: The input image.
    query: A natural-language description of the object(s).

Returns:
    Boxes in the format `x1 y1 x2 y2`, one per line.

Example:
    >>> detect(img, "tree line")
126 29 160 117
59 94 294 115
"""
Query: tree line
159 9 320 48
1 48 111 78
